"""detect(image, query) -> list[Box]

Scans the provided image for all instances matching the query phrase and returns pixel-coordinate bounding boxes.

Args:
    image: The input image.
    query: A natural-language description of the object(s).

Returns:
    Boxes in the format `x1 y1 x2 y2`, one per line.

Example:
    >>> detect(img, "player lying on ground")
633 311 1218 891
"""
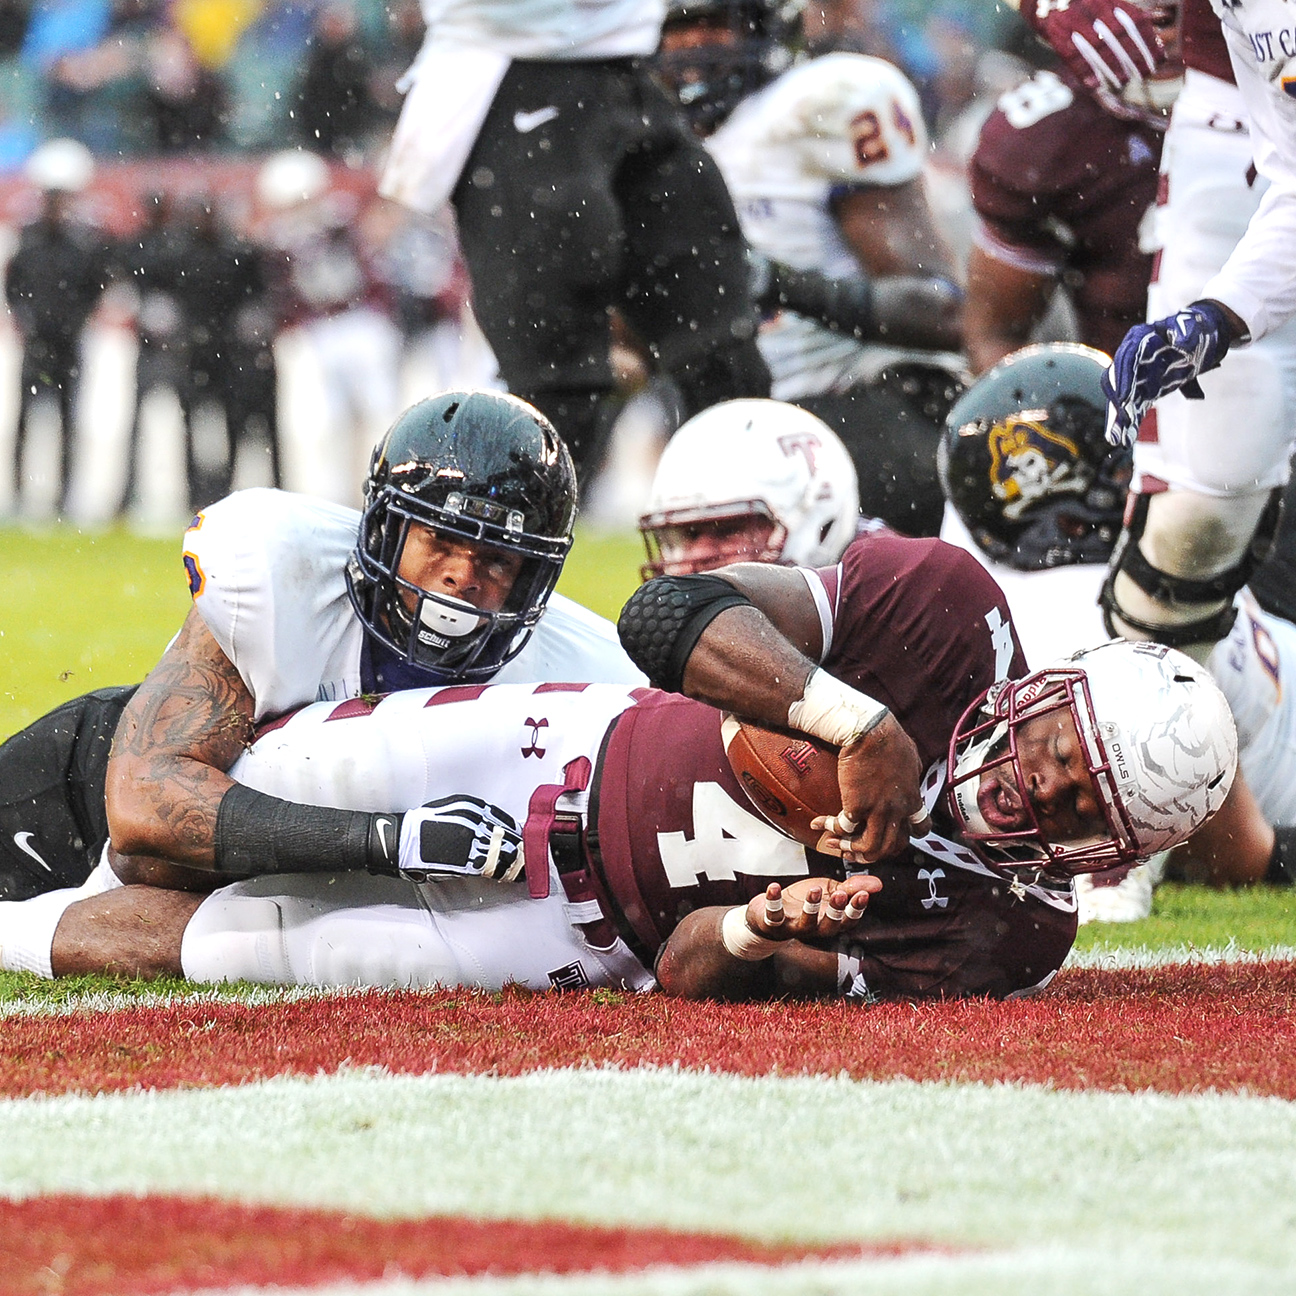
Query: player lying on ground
0 390 644 905
10 533 1235 1000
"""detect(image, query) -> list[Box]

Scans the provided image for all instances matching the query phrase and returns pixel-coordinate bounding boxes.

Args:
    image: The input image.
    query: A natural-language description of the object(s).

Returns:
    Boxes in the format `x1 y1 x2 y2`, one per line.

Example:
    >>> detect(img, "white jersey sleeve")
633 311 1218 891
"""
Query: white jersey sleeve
1201 0 1296 340
737 54 927 194
493 591 647 686
183 490 366 721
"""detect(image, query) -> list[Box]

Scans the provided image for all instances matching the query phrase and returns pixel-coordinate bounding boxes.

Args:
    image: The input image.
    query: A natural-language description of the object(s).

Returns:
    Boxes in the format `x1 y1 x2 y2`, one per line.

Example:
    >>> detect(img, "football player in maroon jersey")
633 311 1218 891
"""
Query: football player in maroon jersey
963 1 1183 375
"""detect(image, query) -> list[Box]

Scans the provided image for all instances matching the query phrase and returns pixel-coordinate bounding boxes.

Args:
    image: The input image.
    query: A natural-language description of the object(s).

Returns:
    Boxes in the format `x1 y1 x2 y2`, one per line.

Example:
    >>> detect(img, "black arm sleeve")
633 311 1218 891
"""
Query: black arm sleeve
213 783 402 878
757 259 878 339
618 575 753 693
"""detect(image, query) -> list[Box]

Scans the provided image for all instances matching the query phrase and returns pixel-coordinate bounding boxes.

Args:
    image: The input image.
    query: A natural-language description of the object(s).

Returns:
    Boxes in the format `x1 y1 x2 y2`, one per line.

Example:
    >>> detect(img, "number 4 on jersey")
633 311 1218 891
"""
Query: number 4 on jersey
657 783 809 888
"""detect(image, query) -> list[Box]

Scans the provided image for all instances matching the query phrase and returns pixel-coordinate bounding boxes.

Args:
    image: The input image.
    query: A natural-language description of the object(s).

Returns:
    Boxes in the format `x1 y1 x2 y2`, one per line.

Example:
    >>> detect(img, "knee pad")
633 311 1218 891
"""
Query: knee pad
180 893 291 984
1101 487 1281 650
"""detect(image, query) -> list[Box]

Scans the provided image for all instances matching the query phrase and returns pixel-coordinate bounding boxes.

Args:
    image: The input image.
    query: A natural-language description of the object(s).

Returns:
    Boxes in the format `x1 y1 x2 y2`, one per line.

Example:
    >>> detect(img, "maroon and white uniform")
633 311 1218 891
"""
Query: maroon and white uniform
970 68 1162 357
182 534 1075 1002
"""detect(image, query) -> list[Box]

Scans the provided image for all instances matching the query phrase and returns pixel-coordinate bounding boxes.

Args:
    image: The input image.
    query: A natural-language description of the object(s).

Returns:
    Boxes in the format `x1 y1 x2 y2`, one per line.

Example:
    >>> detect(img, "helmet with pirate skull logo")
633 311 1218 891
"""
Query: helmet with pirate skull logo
938 343 1131 571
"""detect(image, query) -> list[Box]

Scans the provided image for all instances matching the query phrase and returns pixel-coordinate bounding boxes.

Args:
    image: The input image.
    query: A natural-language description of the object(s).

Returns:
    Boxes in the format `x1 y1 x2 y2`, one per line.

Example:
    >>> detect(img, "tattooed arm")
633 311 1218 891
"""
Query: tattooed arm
105 608 405 888
104 607 255 874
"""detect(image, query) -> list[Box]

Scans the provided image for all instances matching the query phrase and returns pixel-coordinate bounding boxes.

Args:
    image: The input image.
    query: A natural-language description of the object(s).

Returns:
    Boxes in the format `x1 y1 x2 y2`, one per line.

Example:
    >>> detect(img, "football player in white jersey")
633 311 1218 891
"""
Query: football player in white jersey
657 0 966 538
0 390 645 934
638 398 865 577
1092 0 1296 662
941 343 1295 906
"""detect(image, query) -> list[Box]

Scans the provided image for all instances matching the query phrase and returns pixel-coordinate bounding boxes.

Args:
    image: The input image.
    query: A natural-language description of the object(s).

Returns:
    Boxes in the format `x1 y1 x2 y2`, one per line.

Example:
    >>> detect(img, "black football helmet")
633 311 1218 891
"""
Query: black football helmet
345 390 577 681
659 0 804 133
938 343 1131 571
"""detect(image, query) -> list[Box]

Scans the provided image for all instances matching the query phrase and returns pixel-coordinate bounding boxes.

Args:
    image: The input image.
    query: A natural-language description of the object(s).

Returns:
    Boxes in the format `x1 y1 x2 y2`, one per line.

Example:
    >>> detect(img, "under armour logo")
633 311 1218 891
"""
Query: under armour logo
918 867 948 910
522 717 549 758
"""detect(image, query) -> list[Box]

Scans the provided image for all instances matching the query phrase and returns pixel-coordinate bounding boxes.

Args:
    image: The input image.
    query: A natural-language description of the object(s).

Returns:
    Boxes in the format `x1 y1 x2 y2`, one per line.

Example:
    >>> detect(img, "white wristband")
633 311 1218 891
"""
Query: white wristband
787 669 889 748
720 905 779 961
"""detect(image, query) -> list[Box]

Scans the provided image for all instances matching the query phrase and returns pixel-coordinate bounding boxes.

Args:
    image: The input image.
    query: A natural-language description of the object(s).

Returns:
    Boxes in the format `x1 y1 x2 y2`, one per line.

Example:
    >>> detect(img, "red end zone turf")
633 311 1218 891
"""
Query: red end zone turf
3 961 1294 1100
0 1195 919 1296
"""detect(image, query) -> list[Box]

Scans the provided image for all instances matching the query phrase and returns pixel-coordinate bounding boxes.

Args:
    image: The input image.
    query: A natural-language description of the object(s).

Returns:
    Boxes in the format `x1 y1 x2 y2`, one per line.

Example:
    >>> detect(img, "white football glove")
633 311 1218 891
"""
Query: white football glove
391 795 525 883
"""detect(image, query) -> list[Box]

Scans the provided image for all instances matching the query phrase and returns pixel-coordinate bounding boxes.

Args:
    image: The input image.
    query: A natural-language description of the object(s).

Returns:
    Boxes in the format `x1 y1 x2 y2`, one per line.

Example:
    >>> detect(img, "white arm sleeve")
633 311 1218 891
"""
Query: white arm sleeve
1200 8 1296 341
182 490 366 720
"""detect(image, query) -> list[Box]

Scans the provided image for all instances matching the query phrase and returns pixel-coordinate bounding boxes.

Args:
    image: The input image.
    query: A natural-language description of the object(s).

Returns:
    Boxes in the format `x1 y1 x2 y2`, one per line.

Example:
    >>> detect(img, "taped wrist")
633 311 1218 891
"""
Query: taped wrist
720 905 779 961
761 261 876 339
618 575 753 692
787 668 889 748
1265 826 1296 887
214 783 403 878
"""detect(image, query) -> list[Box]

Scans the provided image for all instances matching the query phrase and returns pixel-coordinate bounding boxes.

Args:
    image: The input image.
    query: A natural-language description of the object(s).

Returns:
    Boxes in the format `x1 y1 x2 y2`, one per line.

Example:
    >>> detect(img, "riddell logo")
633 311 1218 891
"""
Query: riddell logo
741 772 787 818
780 741 815 776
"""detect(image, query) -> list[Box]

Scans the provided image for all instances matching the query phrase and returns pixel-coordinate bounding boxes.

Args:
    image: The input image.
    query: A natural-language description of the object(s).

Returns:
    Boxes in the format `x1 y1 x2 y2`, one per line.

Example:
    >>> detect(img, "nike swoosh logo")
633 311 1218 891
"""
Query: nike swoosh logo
375 817 395 864
513 107 559 134
13 832 53 873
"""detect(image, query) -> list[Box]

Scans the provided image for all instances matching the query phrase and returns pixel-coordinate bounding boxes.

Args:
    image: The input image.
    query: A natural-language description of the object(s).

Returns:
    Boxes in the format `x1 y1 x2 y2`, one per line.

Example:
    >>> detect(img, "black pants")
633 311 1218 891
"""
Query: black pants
453 58 769 475
1249 455 1296 624
16 333 81 512
797 364 966 539
0 685 136 899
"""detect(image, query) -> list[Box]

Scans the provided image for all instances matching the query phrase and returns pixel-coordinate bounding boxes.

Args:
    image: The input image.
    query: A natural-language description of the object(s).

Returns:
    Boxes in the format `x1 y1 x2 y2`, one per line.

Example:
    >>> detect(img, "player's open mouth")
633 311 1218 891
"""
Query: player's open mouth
977 774 1028 832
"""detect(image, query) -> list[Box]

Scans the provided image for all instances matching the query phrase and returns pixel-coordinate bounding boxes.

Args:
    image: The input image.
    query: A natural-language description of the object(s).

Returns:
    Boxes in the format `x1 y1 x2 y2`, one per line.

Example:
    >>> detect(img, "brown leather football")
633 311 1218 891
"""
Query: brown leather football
720 714 841 847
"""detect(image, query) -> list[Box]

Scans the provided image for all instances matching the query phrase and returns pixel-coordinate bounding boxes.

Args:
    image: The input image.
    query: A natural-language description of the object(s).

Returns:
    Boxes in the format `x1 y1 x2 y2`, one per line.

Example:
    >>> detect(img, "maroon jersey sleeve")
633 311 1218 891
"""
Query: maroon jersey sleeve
970 71 1161 356
1183 0 1234 82
811 533 1027 770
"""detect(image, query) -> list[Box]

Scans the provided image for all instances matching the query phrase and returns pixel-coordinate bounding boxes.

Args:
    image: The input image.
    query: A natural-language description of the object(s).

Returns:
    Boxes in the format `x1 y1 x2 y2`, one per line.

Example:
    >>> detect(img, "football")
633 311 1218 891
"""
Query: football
720 714 841 847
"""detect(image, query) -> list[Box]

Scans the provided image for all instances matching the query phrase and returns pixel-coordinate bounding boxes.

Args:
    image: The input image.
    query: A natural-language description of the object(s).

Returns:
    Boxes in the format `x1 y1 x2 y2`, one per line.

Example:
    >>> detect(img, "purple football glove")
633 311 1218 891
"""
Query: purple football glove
1102 301 1233 446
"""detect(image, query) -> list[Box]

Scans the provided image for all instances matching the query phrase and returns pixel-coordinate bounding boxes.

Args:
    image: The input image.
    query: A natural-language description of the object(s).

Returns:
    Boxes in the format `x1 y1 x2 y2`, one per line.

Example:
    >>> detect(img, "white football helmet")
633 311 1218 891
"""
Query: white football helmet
946 639 1237 878
640 398 860 578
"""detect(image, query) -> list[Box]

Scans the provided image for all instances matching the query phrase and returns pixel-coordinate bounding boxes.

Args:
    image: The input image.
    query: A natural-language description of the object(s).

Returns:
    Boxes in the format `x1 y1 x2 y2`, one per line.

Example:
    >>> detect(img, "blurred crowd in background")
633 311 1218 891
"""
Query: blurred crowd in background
0 0 1044 529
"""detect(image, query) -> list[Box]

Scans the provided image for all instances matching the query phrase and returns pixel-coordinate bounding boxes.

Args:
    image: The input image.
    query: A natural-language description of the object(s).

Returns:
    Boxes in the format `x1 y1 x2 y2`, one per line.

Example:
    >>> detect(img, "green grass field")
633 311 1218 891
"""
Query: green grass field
0 522 647 737
0 517 1289 1007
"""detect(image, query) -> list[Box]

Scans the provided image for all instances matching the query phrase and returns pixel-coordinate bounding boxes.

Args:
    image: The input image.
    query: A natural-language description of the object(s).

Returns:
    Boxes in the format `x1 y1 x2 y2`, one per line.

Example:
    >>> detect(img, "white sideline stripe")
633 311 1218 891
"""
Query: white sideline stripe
0 983 345 1018
3 944 1292 1017
1065 942 1296 969
1 1070 1294 1280
185 1246 1296 1296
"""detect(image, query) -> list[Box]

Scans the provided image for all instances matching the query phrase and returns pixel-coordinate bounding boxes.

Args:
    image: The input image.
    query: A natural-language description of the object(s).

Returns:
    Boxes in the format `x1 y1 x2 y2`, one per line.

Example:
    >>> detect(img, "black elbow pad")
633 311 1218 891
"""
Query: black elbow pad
618 575 753 692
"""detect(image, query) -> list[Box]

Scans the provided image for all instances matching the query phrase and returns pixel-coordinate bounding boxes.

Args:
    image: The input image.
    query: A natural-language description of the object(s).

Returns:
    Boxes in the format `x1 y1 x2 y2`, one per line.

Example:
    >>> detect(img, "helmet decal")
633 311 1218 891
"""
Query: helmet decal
986 415 1088 519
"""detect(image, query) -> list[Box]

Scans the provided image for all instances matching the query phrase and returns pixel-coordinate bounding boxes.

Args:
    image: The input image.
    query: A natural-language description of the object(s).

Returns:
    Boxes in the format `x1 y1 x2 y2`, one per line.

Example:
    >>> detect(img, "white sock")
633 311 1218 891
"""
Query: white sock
0 887 86 978
78 850 125 898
